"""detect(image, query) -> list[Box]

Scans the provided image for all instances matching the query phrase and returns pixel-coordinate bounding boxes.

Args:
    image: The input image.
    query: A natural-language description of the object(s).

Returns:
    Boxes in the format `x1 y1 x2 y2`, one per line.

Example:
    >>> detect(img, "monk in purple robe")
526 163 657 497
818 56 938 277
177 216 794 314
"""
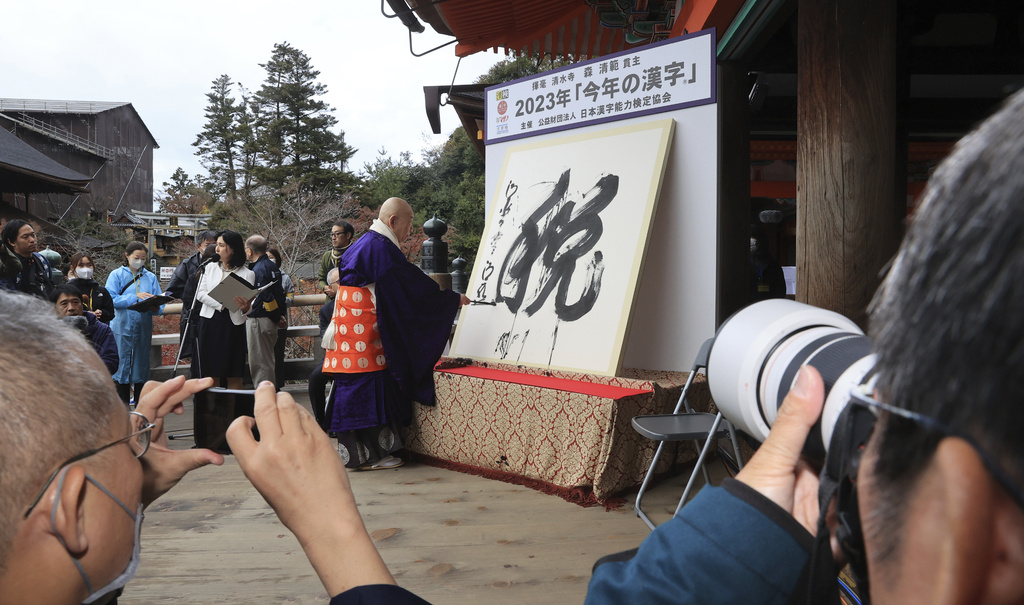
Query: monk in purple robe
322 198 470 470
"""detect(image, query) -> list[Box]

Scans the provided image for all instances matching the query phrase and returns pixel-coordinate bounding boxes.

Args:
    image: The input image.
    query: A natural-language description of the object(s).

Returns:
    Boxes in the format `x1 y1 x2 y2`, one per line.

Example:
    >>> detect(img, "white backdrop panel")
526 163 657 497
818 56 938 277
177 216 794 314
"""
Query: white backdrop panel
481 103 719 374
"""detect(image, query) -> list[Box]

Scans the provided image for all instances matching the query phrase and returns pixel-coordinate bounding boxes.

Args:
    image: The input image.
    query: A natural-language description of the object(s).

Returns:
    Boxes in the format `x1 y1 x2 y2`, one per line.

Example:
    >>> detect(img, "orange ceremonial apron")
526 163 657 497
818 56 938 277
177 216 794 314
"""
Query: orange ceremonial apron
323 286 387 373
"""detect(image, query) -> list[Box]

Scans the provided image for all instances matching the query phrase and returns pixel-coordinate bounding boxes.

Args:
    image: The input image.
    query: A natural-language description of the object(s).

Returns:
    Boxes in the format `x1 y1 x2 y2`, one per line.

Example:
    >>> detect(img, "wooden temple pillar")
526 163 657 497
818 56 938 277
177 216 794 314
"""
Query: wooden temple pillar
796 0 905 327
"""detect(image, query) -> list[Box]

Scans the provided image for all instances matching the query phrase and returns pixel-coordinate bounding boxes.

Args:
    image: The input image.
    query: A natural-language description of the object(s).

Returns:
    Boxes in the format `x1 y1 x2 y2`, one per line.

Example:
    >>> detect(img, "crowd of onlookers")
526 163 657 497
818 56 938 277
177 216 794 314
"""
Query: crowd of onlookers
0 219 347 405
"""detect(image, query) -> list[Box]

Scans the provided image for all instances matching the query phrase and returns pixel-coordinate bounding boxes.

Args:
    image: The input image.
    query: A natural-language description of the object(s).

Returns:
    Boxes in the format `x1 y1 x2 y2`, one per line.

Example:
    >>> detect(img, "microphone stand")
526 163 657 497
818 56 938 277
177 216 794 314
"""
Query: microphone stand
172 295 202 376
172 256 218 376
168 257 216 441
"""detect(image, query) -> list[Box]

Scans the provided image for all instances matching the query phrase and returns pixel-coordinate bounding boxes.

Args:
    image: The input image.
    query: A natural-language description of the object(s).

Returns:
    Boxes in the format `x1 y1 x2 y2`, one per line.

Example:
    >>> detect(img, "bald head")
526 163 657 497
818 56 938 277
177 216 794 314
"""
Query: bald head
379 198 412 223
246 235 267 255
379 197 414 243
245 235 268 263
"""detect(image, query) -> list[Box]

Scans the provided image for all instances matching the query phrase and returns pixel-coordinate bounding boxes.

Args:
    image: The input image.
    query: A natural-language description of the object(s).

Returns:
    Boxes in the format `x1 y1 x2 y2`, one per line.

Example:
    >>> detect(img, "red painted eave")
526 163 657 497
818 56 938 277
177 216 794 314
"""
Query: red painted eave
412 0 748 60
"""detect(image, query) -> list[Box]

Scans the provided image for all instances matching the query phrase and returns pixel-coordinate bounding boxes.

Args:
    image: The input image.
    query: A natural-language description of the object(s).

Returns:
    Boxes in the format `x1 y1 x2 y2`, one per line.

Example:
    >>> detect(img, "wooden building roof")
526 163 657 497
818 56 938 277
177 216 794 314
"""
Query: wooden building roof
0 126 92 194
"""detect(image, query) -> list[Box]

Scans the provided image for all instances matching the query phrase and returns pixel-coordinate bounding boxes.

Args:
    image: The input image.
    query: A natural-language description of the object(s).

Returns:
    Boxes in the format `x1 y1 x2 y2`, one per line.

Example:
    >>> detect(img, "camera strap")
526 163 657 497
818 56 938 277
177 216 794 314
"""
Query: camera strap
791 403 875 605
119 272 142 296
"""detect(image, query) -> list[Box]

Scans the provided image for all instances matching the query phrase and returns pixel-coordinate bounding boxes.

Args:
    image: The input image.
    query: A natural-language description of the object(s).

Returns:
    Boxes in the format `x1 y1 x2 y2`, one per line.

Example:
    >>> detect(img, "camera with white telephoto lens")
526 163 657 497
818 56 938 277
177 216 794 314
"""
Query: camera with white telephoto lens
707 299 881 595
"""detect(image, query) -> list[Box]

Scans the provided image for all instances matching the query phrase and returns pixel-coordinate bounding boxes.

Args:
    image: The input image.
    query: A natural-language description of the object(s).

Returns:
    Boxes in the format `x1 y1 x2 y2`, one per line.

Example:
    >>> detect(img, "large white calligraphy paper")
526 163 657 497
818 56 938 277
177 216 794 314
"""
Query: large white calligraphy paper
452 119 675 375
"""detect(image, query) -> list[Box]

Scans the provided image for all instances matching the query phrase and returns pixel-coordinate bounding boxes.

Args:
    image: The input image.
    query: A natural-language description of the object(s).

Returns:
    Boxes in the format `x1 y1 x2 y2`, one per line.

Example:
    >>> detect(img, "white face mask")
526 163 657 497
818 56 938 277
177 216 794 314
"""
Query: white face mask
52 470 143 605
750 238 759 253
75 267 94 280
128 258 145 271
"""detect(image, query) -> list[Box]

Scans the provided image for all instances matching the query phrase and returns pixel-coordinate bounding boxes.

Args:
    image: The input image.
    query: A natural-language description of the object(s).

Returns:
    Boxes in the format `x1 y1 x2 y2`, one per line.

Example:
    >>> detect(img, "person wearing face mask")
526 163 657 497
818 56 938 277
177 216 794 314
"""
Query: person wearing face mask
163 230 218 361
0 291 223 605
106 242 164 406
67 252 116 325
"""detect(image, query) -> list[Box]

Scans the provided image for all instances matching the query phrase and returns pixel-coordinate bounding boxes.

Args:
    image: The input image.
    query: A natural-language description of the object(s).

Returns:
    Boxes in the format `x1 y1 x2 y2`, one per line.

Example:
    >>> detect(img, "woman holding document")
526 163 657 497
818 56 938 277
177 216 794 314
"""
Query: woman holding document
108 241 165 405
192 229 255 388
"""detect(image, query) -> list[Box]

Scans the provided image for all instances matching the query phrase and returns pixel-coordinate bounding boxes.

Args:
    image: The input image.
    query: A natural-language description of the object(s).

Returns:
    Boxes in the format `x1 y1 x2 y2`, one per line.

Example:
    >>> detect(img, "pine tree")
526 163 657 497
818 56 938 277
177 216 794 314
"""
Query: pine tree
250 42 357 193
193 75 242 200
157 168 212 214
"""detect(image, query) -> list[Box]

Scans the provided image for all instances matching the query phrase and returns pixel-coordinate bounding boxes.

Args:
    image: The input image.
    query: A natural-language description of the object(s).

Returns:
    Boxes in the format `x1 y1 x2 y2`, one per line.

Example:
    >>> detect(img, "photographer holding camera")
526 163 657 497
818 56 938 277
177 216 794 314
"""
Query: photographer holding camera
584 92 1024 603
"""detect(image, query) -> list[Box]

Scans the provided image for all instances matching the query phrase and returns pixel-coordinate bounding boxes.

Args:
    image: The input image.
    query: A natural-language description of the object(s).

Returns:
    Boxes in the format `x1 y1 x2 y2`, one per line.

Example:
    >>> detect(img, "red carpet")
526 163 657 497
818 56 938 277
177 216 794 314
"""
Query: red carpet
435 365 652 400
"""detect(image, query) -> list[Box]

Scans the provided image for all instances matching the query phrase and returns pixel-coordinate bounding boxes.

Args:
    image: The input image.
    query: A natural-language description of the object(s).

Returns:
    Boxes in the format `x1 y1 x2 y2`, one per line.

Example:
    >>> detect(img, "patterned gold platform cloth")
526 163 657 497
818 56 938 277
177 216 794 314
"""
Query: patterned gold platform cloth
402 360 713 506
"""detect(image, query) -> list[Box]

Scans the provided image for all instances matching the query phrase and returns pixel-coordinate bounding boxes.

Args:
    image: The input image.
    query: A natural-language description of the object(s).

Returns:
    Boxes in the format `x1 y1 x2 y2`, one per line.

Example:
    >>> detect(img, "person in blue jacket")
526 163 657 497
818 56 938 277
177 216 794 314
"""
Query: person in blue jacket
106 242 164 405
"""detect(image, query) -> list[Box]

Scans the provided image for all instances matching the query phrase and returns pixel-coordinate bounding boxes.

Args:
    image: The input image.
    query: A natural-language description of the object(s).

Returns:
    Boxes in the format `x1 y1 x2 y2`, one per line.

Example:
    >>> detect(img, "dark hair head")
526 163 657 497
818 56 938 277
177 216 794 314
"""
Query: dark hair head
124 241 148 261
866 89 1024 569
267 246 283 264
68 252 93 273
48 283 83 304
1 219 30 249
196 230 218 246
333 220 354 236
218 230 246 269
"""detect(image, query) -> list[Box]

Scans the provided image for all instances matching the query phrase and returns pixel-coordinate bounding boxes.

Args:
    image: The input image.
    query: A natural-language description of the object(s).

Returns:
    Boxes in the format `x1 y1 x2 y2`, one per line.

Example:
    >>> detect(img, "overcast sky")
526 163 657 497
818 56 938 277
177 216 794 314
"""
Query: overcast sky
2 0 501 194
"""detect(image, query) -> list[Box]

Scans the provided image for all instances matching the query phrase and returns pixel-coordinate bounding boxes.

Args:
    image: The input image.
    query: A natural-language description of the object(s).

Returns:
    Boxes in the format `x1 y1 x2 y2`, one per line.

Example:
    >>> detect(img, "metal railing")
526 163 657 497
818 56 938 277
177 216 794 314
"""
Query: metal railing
150 294 328 382
5 112 115 159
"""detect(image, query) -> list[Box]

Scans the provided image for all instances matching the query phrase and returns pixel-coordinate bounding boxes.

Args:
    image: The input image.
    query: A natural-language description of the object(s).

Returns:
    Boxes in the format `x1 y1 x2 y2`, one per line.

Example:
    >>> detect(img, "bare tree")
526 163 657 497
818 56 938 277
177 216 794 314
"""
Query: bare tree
210 184 365 280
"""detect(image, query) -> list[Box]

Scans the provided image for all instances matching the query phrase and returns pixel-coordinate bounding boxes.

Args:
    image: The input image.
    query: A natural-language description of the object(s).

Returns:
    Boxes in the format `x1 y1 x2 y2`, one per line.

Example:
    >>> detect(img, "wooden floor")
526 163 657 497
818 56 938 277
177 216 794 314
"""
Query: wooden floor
123 387 726 605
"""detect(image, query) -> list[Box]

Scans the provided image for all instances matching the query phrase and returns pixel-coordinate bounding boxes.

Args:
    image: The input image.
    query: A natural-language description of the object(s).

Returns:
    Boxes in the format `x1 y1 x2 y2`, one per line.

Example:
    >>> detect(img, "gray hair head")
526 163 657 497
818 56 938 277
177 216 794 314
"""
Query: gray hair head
0 291 122 569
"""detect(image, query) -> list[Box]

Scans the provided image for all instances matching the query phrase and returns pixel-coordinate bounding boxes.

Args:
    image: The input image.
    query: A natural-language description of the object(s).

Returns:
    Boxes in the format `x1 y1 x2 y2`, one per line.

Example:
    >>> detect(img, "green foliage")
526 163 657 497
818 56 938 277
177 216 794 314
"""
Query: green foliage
193 75 242 200
476 55 575 85
250 42 357 194
156 168 213 214
357 127 486 268
193 43 358 202
190 48 577 276
358 149 415 209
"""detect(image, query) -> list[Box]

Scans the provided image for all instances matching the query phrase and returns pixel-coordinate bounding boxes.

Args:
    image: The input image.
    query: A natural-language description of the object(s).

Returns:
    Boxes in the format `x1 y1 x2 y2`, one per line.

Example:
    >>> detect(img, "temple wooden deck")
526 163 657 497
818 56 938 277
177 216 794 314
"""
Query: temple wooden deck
122 387 723 604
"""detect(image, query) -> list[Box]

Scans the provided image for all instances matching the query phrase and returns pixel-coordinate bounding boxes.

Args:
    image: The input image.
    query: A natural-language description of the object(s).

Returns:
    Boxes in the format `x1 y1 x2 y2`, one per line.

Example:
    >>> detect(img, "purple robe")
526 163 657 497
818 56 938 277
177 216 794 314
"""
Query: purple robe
330 230 460 432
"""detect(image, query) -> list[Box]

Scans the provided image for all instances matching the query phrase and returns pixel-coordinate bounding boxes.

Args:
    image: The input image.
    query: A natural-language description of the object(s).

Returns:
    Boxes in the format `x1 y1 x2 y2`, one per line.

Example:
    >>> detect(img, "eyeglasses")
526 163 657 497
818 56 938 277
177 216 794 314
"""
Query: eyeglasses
848 386 1024 512
330 232 346 238
23 411 155 518
830 387 1024 598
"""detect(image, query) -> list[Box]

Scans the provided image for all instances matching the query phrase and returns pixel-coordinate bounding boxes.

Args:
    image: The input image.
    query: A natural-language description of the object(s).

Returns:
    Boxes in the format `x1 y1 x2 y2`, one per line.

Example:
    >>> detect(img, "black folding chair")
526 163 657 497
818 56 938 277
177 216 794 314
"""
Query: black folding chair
632 338 744 530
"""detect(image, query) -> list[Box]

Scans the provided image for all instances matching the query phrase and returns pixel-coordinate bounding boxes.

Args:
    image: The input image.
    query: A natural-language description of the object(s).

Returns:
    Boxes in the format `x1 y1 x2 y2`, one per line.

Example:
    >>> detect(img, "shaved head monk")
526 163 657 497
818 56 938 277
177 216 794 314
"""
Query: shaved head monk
321 197 469 470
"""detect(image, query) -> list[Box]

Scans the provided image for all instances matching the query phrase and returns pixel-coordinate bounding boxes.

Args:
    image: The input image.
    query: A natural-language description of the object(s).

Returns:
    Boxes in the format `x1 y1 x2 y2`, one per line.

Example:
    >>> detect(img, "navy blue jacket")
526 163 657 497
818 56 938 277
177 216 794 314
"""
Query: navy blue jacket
248 254 286 322
584 479 813 604
85 312 120 374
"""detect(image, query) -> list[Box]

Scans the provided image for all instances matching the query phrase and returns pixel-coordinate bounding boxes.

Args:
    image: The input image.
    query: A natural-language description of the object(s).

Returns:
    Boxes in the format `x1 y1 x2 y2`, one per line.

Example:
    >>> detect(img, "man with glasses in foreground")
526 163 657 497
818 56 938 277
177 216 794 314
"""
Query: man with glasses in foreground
0 291 224 604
